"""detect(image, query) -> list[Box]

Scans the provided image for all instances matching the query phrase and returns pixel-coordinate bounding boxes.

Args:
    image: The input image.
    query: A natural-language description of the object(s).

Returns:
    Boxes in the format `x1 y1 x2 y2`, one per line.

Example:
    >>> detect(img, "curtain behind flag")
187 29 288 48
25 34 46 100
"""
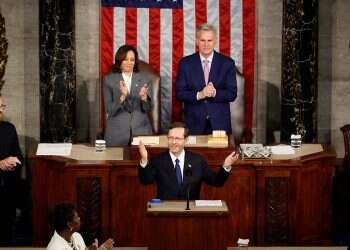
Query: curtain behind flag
100 0 255 135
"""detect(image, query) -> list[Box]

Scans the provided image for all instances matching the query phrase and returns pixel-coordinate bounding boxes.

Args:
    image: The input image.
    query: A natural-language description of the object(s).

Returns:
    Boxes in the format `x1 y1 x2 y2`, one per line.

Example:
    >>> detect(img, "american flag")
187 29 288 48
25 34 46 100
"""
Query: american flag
100 0 255 133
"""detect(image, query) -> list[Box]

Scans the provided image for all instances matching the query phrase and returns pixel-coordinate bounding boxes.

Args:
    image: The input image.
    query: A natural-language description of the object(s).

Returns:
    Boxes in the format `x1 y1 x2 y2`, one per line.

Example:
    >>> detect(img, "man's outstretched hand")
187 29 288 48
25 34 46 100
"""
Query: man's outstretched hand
223 151 239 168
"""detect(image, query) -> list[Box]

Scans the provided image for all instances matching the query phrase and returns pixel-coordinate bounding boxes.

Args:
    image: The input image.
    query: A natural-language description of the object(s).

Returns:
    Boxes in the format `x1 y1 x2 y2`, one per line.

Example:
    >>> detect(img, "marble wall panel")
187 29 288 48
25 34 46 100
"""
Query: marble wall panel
39 0 76 142
255 0 282 144
281 0 318 143
75 0 100 143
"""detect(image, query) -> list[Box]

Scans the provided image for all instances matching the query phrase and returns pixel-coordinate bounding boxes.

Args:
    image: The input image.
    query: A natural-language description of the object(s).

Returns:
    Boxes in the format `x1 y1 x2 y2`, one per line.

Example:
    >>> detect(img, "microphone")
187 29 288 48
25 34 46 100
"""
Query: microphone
185 163 192 210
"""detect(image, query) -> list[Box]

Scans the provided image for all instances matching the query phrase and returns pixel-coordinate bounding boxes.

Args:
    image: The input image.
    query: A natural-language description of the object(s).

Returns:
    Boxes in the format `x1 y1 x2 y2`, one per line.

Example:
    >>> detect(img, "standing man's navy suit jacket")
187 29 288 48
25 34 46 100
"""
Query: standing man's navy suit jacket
138 150 230 200
176 51 237 134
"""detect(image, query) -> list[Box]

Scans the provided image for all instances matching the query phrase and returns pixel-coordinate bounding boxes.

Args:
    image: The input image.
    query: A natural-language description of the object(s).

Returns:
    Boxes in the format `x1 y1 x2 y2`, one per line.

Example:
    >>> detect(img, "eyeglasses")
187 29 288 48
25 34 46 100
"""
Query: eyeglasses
0 104 6 110
167 136 185 142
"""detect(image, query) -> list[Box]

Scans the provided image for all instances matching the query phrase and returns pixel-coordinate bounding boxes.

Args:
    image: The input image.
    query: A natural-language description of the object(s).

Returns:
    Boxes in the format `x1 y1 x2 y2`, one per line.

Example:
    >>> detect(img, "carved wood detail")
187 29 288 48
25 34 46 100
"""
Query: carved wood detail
76 177 101 245
265 177 289 243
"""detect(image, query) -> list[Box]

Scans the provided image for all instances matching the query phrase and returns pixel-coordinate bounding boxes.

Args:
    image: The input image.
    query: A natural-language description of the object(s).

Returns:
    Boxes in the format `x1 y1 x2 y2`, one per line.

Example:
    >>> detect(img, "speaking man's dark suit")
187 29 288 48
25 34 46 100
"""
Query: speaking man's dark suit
176 51 237 134
138 150 230 200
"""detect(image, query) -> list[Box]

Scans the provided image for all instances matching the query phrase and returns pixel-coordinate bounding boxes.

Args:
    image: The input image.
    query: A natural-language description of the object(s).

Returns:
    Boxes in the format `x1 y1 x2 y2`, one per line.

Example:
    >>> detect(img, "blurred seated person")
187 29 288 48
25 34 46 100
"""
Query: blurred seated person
138 122 239 200
47 203 114 250
104 45 153 146
0 93 23 246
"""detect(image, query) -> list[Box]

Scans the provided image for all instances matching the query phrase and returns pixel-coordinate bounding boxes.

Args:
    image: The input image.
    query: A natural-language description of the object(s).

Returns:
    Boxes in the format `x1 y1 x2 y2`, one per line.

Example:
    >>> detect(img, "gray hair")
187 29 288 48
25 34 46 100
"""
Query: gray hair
196 23 217 37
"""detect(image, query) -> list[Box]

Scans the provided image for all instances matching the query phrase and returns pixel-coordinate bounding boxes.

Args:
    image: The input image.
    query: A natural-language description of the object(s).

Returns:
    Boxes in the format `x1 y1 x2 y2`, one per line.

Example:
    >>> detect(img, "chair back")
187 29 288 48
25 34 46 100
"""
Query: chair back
138 60 161 134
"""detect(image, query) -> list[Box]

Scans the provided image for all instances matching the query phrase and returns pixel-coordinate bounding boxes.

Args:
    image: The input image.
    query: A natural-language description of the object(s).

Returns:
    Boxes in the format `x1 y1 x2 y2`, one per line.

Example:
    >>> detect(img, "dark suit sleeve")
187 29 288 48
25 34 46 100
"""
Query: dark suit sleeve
0 123 23 166
176 59 199 104
138 159 156 185
212 58 237 103
10 126 23 164
201 159 230 187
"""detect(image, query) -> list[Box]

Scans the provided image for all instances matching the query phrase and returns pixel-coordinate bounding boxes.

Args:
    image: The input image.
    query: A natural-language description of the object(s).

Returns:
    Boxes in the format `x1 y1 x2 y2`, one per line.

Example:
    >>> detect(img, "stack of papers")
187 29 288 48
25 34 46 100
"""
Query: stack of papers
185 136 197 145
131 136 160 145
270 145 295 155
36 143 72 156
237 238 250 247
195 200 223 207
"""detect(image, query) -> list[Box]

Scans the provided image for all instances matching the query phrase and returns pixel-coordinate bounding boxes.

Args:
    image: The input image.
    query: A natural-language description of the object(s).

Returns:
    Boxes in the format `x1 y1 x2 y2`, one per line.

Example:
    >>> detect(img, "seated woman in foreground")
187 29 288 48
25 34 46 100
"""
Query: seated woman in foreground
104 45 153 146
47 203 114 250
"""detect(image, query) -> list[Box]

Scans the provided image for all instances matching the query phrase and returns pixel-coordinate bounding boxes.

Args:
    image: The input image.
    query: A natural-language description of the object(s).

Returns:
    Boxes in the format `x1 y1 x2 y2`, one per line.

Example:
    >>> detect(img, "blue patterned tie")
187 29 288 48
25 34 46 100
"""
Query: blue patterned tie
175 159 182 186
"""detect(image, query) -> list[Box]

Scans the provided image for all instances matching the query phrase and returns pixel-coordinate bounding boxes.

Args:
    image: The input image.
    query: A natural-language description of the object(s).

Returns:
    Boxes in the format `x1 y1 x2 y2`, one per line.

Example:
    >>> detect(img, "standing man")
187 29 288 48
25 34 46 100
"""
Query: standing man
0 93 23 245
176 23 237 135
138 122 239 200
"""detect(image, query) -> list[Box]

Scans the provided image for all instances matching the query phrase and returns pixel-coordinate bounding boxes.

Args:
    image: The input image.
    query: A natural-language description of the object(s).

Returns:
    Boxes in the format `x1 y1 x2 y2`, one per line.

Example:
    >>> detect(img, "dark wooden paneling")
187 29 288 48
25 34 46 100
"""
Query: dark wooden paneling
30 146 335 249
76 177 101 244
110 164 155 246
265 177 289 244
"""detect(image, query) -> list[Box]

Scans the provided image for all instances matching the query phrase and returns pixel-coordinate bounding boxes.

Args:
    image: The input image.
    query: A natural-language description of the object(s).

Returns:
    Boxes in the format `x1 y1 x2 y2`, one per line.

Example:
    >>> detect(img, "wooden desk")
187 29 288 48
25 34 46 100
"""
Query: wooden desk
30 144 335 248
146 201 229 250
146 200 229 216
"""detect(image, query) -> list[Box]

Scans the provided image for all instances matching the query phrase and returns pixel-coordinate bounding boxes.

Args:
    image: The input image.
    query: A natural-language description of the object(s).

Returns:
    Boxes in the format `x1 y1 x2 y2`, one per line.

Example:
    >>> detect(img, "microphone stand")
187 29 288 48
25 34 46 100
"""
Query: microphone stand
185 166 192 210
186 182 191 210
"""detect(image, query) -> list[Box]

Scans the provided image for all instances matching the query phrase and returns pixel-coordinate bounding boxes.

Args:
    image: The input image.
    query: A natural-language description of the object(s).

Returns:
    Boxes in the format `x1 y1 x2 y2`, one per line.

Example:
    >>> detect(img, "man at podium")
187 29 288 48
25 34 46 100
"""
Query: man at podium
138 122 239 200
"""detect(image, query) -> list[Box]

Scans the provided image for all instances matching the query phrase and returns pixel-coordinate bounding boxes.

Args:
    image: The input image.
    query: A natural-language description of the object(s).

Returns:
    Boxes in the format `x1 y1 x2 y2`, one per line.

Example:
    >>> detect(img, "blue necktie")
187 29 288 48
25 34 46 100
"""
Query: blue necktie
175 159 182 186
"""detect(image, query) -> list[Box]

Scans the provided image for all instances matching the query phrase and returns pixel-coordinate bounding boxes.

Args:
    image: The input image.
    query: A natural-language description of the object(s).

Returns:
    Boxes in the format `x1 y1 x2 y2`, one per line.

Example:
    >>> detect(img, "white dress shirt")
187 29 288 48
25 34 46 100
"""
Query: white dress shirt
169 150 185 181
47 231 86 250
197 52 216 100
199 52 214 73
122 72 133 93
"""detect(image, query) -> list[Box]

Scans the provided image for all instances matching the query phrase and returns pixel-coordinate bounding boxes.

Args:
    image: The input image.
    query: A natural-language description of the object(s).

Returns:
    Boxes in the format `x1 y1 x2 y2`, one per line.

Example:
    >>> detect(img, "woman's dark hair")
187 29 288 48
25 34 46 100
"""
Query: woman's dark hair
112 44 139 73
50 203 76 232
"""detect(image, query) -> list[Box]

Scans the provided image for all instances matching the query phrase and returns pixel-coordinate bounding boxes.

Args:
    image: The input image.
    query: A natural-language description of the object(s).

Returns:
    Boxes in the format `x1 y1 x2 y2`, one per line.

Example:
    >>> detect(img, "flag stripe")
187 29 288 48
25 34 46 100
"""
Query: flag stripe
100 7 114 128
195 0 207 29
101 7 114 75
219 0 231 56
207 0 219 51
160 9 173 128
137 8 149 62
125 8 137 47
243 0 255 133
160 9 174 128
113 7 125 57
149 9 161 74
230 0 243 69
171 9 184 122
183 0 195 56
